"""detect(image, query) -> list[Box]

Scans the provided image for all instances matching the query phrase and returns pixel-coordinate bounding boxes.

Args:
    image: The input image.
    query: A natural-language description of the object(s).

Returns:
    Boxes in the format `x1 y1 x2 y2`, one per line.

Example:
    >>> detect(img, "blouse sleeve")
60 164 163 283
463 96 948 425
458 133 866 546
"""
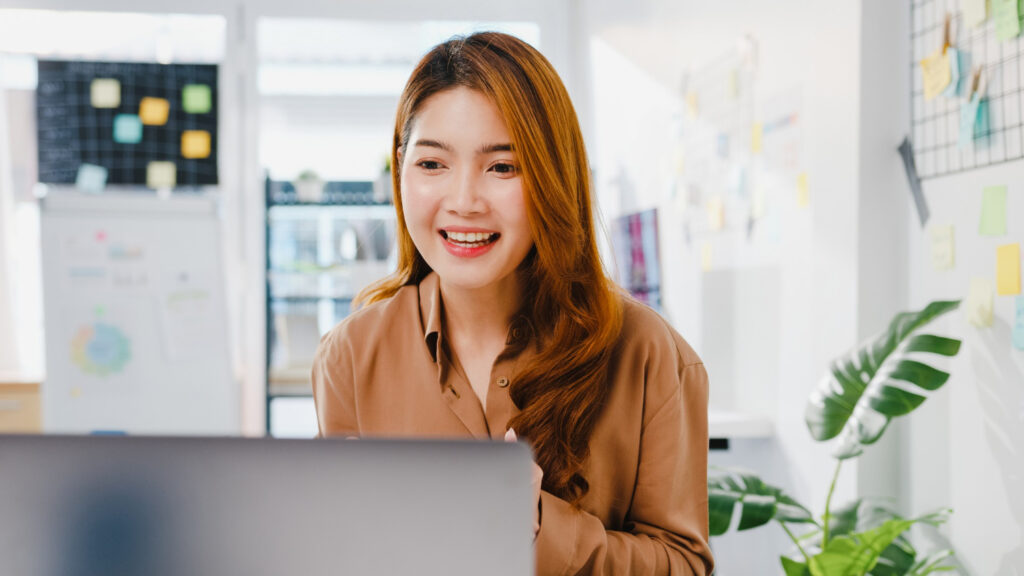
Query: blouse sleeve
533 359 713 575
311 328 360 437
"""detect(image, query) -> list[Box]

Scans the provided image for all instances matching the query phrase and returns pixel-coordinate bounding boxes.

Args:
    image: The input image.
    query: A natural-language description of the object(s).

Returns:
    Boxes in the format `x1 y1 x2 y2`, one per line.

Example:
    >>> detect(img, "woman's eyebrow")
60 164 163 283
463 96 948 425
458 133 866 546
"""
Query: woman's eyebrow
412 139 513 154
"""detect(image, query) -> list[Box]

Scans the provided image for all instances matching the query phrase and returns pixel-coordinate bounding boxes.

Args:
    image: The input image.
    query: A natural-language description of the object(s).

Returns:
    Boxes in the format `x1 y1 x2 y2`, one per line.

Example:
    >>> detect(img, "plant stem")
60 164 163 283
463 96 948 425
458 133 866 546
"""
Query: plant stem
780 522 813 565
822 460 843 546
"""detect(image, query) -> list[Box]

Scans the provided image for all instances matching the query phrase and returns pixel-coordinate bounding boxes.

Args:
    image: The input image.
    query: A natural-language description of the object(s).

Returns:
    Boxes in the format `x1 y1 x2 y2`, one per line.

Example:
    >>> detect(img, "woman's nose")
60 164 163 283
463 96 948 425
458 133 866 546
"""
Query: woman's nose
444 169 485 215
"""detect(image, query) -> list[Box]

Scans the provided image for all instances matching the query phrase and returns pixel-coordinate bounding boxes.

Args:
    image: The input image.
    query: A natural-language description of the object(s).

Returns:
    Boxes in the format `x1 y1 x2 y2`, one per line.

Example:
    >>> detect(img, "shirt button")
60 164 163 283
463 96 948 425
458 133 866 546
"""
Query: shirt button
497 377 510 388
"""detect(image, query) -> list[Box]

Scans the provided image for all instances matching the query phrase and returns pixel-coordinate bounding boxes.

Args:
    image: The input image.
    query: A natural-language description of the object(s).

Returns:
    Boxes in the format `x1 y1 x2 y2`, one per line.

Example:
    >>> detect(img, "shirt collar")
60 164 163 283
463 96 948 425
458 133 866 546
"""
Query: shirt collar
418 271 535 364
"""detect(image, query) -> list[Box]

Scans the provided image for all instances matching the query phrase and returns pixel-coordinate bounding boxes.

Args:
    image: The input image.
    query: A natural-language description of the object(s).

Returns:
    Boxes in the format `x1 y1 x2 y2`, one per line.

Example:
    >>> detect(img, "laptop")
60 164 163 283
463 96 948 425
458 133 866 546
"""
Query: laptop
0 435 534 576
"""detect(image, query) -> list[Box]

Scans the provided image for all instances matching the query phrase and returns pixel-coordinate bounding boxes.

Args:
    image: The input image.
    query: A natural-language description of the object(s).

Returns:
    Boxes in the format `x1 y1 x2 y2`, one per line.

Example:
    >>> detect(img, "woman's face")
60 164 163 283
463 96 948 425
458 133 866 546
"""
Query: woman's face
400 87 534 294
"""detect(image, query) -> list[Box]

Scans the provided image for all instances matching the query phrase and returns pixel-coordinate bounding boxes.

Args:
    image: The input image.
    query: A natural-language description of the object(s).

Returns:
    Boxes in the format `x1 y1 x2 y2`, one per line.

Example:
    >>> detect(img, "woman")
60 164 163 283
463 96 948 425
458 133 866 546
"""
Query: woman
312 31 713 575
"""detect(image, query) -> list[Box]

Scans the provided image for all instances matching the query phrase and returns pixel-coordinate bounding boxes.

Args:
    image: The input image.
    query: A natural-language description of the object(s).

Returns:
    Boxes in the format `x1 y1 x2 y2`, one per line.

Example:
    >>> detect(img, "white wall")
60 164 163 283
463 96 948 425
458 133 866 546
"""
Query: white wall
577 0 865 572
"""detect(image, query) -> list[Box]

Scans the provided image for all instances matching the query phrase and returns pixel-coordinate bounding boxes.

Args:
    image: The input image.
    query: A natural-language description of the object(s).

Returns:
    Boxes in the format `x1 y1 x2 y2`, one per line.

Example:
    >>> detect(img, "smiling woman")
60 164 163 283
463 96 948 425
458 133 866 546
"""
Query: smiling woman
312 31 714 575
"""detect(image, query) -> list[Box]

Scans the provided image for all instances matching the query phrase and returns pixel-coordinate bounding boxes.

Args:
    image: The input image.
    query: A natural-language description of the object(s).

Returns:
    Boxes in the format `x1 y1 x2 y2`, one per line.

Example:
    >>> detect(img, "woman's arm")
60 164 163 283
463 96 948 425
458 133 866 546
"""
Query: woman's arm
534 361 713 575
311 328 360 437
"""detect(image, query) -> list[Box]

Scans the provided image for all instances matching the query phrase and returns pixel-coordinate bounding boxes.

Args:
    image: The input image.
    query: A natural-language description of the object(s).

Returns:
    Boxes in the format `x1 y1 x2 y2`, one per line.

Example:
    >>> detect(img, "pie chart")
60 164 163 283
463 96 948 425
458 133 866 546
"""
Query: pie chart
70 323 132 376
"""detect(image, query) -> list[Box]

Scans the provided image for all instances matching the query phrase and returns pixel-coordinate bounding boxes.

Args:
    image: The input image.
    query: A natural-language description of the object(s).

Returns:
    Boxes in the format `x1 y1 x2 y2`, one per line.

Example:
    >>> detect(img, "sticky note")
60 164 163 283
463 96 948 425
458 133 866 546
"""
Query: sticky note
942 48 960 98
182 84 212 114
139 97 170 126
930 225 955 270
181 130 211 159
951 50 971 96
797 172 809 207
90 78 120 108
147 161 176 189
1013 296 1024 349
701 243 712 271
752 184 766 220
993 0 1021 41
113 114 142 144
75 163 107 193
967 277 994 327
921 50 952 100
687 92 699 118
980 186 1008 236
964 0 987 27
751 123 763 154
997 244 1021 295
707 197 724 230
960 96 981 148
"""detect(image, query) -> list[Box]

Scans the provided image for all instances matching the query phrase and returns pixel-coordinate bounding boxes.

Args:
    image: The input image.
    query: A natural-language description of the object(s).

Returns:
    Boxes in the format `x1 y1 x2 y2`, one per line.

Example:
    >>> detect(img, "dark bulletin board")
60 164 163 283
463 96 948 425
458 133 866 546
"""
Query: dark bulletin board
36 60 219 186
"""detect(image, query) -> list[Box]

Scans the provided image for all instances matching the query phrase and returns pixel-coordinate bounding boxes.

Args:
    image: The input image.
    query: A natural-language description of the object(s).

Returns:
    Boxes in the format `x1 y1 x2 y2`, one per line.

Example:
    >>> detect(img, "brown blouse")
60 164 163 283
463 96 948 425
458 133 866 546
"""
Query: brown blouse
312 271 714 575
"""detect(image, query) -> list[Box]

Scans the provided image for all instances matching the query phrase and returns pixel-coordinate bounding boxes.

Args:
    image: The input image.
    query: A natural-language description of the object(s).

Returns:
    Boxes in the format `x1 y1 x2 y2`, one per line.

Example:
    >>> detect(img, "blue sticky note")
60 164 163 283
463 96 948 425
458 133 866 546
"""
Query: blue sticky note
953 50 972 96
942 48 960 97
975 98 990 137
960 96 980 148
1015 296 1024 350
75 163 107 193
113 114 142 144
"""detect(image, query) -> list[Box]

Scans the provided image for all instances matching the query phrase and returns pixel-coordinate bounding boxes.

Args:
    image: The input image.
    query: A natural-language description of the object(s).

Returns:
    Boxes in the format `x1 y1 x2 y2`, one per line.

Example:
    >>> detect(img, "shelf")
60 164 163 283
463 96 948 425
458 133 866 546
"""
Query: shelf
708 410 774 439
267 203 395 220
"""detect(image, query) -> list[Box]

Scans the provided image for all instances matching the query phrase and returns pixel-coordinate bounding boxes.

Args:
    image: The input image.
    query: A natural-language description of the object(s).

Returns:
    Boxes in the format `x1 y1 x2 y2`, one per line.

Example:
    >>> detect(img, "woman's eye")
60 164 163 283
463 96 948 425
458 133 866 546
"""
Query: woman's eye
417 160 443 171
490 162 517 175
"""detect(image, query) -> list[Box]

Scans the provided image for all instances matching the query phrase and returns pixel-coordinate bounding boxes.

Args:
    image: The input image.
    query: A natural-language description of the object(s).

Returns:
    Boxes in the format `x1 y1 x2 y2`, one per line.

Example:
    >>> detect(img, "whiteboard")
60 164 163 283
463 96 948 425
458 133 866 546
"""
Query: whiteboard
40 192 238 434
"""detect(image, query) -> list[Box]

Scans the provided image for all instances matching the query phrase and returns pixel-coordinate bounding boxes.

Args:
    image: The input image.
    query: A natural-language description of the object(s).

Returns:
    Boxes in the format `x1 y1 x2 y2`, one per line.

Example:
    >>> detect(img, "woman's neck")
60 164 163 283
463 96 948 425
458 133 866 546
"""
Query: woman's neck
439 274 523 346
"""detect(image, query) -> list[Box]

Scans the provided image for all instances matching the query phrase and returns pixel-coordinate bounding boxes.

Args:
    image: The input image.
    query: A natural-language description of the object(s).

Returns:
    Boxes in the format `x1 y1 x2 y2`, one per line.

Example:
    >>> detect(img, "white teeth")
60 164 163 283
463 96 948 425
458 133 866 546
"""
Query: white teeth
446 231 495 243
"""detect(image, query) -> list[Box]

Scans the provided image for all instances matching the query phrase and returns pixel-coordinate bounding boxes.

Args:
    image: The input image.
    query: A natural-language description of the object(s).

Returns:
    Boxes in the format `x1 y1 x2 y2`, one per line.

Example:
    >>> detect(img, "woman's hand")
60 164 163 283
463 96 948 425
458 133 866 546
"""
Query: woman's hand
505 428 543 538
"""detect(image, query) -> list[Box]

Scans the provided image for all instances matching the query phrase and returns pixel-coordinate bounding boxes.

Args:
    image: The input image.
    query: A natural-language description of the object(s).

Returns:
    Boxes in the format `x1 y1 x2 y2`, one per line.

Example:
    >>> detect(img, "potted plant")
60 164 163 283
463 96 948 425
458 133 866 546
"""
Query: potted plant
294 169 323 203
709 300 963 575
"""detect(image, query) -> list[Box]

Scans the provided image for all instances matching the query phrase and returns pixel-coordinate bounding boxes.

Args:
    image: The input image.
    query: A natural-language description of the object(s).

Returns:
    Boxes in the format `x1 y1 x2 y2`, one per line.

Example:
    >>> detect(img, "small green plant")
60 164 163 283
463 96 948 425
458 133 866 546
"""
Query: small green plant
709 300 963 575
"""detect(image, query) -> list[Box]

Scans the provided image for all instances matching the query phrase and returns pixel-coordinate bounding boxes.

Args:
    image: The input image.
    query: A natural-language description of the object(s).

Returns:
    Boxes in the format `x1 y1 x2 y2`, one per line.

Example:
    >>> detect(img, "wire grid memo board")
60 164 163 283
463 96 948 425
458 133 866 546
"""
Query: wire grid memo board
911 0 1024 179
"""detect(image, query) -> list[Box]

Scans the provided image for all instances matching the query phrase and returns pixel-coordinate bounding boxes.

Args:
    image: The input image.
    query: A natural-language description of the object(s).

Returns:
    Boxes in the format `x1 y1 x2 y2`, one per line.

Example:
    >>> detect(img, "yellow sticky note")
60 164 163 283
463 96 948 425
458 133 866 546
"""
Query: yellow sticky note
751 123 763 154
797 172 809 207
147 161 176 189
687 92 699 118
139 97 170 126
707 197 724 230
181 130 211 159
752 184 766 220
701 243 712 271
967 277 994 327
90 78 120 108
921 49 952 101
997 243 1021 295
930 225 955 270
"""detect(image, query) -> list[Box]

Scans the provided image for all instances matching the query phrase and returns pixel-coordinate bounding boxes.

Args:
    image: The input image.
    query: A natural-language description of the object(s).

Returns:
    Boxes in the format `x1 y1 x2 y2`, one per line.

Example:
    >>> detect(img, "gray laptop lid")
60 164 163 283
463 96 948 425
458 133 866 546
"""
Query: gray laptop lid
0 435 534 576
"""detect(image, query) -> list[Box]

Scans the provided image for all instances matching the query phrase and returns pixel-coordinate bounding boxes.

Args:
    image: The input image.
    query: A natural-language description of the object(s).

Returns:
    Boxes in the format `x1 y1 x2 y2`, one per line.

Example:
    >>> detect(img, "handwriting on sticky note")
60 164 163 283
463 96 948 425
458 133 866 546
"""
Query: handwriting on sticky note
993 0 1021 41
921 50 952 100
930 225 955 270
967 277 994 327
997 243 1021 295
980 186 1008 236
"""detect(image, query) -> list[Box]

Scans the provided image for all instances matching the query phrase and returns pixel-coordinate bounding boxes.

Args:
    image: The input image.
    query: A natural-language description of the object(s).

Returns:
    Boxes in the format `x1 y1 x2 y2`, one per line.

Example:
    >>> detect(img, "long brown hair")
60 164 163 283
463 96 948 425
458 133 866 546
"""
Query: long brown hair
356 32 623 505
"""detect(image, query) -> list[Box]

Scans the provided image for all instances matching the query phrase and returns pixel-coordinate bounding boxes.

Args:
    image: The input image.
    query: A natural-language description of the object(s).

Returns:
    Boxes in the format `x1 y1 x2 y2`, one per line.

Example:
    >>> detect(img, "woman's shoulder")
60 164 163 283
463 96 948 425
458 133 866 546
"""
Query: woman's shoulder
616 293 702 368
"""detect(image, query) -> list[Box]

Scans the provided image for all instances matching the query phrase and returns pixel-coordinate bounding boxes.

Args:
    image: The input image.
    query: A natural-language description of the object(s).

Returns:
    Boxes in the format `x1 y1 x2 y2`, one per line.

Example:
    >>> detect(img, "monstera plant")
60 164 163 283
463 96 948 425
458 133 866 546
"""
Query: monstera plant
709 300 963 575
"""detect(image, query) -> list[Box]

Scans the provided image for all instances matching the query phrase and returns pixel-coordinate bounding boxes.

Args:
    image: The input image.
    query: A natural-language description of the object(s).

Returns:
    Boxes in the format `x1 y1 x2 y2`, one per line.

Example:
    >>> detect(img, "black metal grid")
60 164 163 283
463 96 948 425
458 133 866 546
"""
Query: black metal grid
911 0 1024 179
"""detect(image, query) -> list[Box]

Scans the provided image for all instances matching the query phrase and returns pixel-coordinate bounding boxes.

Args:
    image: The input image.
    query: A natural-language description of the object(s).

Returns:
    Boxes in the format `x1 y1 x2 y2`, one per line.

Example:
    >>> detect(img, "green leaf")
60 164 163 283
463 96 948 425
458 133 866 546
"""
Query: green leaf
908 549 955 575
805 300 962 459
808 518 916 576
708 470 815 536
782 555 812 576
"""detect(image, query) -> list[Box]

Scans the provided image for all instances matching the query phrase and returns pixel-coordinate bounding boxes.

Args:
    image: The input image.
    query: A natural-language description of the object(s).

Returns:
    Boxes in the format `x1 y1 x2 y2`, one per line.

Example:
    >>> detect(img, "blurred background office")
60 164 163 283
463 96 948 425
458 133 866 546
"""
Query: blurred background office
0 0 1021 573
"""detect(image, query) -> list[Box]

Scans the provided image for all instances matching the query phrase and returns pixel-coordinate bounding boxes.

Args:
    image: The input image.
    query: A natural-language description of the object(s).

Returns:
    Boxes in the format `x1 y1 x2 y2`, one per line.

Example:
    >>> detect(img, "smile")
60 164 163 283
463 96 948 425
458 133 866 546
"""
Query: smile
439 230 500 257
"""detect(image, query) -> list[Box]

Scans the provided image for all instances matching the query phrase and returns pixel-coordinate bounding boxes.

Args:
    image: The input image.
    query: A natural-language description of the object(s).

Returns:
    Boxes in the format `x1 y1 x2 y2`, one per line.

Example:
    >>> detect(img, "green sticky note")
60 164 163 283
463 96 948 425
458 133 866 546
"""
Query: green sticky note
994 0 1021 41
182 84 211 114
980 186 1008 236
